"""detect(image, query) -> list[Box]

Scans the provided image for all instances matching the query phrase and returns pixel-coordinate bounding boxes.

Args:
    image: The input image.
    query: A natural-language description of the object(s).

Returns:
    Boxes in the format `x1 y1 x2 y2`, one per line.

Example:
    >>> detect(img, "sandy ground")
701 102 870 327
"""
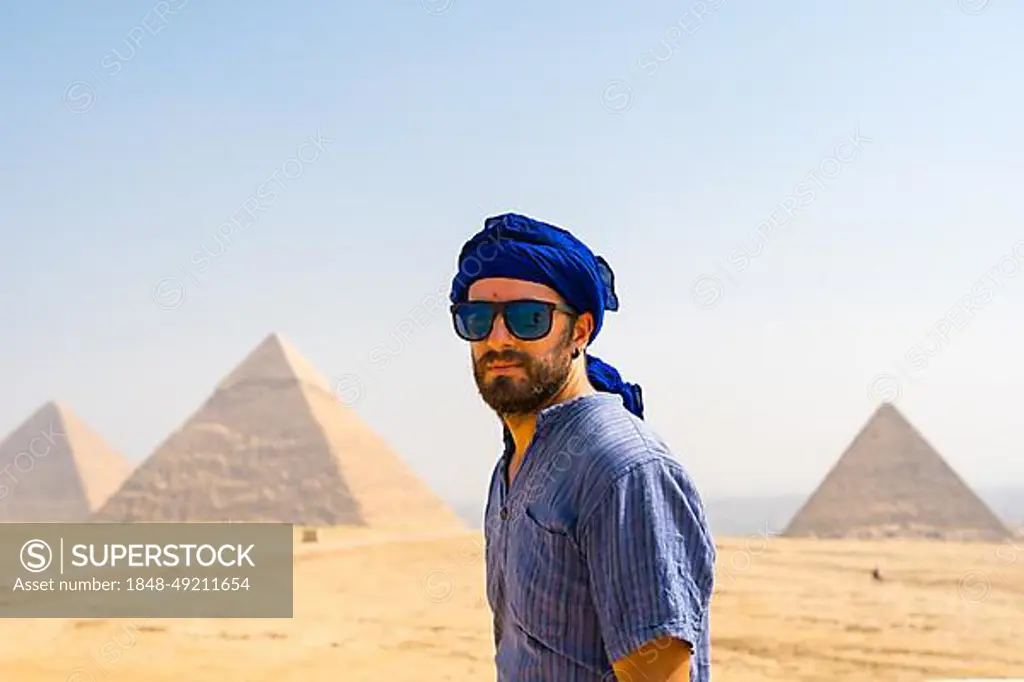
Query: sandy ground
1 528 1022 681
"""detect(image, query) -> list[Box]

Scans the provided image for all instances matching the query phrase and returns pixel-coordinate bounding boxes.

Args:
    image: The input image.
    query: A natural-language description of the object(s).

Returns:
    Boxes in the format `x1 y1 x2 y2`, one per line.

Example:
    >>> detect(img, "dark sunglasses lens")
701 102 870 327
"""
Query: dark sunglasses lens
454 303 495 340
505 301 553 340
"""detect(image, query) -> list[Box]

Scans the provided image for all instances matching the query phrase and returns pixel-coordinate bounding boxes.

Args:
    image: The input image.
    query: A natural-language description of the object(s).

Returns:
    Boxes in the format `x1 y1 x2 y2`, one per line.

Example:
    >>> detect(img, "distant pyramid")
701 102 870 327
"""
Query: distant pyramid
0 402 132 521
92 333 464 529
782 402 1011 542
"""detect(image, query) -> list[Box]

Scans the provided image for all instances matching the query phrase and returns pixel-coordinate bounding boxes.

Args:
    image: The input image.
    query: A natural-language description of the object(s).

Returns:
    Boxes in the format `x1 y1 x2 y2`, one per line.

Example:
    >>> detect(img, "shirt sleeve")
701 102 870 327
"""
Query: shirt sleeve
577 458 715 663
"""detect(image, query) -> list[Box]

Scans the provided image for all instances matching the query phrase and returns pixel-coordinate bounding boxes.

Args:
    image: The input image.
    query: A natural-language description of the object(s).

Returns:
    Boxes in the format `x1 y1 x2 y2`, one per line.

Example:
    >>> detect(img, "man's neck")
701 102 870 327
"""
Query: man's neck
503 368 596 484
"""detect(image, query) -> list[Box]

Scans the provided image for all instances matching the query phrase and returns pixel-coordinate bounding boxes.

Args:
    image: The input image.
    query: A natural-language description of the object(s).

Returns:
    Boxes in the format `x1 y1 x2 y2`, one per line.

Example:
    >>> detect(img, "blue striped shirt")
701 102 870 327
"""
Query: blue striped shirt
484 393 716 681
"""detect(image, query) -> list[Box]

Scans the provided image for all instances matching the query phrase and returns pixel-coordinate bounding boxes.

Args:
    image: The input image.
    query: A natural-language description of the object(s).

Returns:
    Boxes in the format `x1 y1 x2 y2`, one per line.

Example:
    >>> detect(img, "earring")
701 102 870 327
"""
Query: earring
571 348 581 359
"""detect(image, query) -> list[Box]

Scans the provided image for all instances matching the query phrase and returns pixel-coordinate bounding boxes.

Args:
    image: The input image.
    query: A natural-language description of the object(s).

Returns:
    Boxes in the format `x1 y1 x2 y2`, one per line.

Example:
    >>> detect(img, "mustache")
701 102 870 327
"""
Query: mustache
478 350 531 366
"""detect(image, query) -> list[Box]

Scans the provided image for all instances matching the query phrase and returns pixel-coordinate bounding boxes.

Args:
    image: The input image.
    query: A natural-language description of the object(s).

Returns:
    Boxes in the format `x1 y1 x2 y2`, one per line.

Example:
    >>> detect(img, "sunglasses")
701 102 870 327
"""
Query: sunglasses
451 299 577 342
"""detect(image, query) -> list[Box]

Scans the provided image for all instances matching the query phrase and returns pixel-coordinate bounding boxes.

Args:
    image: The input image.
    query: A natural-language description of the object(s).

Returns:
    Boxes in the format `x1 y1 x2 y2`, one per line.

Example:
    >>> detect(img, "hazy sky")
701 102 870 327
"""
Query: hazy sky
2 1 1022 507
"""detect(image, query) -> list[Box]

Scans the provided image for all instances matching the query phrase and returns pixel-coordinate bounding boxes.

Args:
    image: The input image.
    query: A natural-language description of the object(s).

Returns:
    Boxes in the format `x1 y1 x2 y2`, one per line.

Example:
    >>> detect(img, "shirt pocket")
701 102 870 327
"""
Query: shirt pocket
505 504 587 645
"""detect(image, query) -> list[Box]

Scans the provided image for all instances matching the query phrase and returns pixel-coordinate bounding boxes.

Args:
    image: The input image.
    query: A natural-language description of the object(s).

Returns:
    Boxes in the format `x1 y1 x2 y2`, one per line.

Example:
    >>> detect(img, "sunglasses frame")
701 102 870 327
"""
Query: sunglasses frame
450 299 578 342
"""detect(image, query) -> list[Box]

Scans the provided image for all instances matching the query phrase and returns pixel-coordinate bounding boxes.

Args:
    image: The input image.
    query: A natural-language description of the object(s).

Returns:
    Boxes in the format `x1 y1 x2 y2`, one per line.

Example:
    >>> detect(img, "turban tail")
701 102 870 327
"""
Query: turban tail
449 213 644 420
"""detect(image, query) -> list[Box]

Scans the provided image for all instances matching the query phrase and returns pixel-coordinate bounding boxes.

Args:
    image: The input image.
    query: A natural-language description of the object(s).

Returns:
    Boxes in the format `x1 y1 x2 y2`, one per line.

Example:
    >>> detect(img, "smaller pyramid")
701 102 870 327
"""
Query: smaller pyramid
783 403 1011 542
93 333 465 530
0 402 133 521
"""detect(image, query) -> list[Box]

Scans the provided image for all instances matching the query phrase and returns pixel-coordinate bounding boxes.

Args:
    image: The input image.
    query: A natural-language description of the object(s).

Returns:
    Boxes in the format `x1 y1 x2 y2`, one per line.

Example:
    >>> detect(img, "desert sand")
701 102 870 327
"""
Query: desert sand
0 528 1021 681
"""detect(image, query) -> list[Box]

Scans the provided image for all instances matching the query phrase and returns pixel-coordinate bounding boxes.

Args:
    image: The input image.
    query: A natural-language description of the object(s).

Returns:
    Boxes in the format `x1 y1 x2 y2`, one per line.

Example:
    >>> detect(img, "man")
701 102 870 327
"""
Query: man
448 213 716 681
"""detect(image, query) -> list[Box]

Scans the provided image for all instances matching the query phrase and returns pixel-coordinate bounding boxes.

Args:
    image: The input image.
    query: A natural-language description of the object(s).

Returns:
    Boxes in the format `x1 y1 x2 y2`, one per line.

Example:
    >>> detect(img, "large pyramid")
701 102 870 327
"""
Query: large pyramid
0 402 132 521
92 333 464 529
782 402 1011 542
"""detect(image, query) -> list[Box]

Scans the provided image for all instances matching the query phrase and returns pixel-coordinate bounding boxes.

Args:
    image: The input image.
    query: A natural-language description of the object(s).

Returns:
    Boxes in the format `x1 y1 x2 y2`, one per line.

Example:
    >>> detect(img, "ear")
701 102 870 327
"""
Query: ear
573 312 595 348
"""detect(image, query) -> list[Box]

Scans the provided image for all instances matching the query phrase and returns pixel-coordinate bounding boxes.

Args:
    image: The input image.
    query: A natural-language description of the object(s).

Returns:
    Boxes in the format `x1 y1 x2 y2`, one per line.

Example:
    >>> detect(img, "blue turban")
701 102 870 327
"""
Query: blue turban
449 212 644 420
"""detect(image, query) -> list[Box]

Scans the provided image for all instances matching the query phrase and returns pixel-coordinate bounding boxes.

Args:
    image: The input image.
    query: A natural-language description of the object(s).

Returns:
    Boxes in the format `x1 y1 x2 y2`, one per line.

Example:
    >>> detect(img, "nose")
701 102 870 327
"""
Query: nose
486 310 514 345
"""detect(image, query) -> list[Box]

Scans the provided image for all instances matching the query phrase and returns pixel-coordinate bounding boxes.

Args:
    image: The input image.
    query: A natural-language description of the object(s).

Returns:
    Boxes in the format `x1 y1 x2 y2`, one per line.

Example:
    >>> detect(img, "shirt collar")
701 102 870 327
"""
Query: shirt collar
501 393 621 461
535 392 620 428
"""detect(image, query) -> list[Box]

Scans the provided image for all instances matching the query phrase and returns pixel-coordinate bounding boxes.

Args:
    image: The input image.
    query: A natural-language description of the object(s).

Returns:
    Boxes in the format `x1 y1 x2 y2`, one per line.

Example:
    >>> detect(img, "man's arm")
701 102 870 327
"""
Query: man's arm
578 459 715 682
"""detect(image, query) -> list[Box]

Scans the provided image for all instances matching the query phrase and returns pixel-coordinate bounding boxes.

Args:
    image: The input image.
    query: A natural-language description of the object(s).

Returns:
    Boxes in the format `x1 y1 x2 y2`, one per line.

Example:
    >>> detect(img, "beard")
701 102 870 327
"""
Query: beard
472 328 574 417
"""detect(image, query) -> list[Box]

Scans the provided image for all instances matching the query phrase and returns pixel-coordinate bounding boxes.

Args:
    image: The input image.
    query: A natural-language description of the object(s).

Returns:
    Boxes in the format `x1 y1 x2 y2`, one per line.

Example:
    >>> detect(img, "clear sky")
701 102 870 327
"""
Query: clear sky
2 0 1022 507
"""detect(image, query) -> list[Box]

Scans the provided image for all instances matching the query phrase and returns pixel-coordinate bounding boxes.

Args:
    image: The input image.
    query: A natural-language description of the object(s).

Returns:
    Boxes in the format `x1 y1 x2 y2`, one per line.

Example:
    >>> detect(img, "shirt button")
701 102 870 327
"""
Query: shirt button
500 508 509 520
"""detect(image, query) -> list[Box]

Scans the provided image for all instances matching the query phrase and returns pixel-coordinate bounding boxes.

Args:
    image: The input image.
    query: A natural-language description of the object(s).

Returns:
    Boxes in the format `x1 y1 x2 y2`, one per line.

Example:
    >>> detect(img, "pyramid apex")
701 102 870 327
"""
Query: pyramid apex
18 400 73 428
263 331 288 345
255 332 303 358
867 401 910 424
40 400 72 418
216 333 331 394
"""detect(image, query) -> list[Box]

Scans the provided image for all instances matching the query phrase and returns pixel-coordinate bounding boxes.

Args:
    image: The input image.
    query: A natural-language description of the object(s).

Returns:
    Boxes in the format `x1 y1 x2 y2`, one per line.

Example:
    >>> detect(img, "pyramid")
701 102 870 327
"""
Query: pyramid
92 333 465 530
0 402 132 521
782 402 1011 542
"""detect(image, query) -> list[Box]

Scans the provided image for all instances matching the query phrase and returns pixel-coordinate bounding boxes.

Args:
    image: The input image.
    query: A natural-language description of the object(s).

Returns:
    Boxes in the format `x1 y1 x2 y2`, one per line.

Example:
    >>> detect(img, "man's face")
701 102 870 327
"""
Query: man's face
466 278 581 417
